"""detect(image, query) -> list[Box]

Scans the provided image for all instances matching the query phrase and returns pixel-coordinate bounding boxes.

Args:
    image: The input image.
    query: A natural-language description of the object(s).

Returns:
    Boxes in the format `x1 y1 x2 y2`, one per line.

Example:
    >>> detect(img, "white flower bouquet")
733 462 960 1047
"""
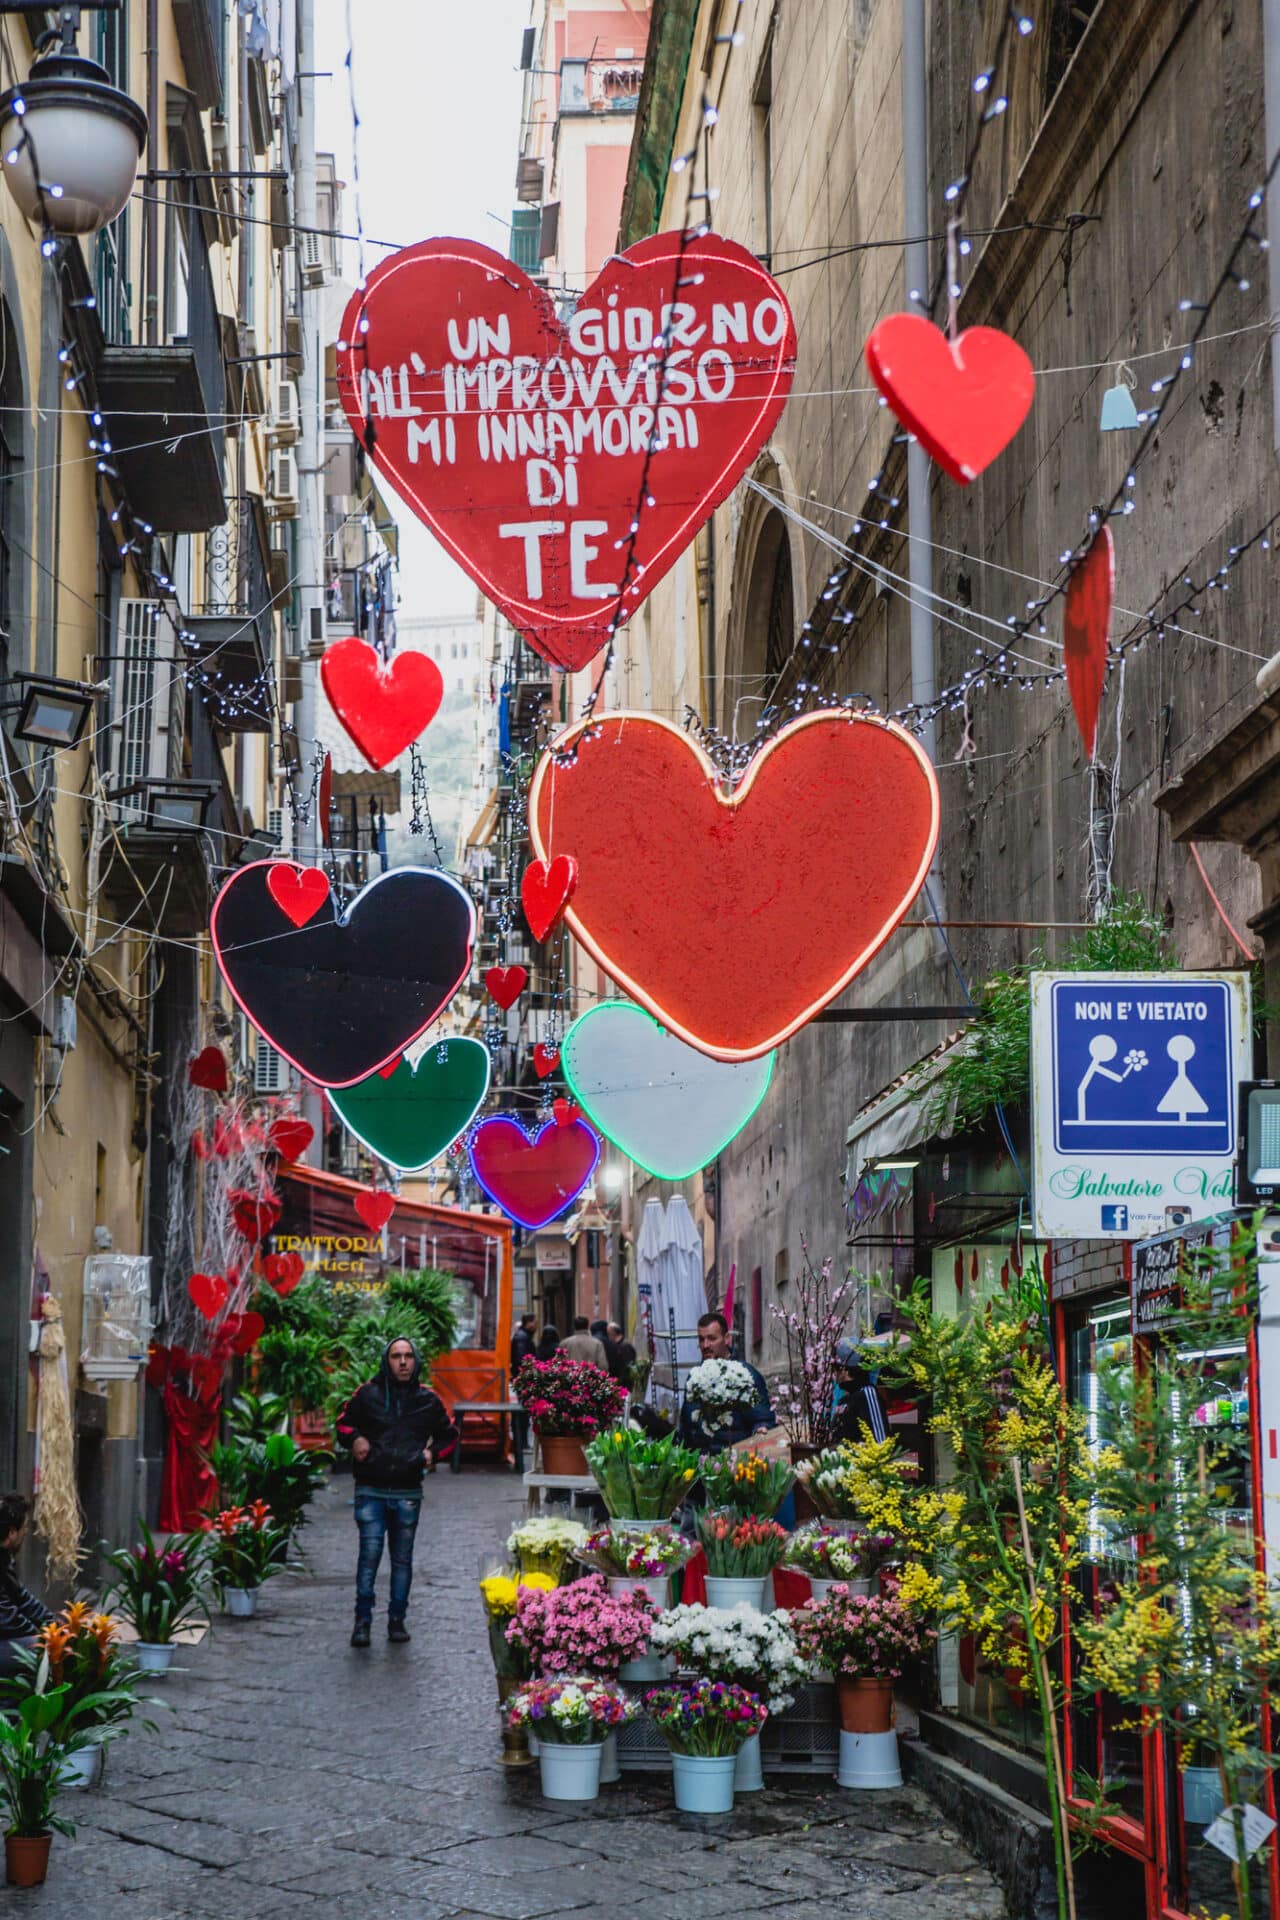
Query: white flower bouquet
684 1357 759 1434
648 1601 810 1713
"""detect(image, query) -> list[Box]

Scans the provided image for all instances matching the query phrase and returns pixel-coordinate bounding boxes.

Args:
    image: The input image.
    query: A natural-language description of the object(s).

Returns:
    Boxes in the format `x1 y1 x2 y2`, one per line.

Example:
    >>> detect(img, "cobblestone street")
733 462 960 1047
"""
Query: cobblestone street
24 1470 1007 1919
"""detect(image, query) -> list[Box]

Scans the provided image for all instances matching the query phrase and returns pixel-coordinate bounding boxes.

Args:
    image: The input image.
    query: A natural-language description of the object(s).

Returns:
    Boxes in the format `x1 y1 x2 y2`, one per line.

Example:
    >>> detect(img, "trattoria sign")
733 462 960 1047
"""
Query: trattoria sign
335 234 796 671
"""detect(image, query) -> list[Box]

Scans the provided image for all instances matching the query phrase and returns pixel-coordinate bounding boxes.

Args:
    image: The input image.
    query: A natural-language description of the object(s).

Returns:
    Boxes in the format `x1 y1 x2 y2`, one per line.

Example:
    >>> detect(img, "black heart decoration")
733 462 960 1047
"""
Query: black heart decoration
210 862 475 1088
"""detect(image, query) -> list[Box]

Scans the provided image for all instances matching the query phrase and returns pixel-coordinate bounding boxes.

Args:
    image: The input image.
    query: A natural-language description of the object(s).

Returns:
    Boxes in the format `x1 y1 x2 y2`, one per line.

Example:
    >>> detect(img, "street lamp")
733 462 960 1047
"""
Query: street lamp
141 780 215 831
4 672 97 746
0 3 147 237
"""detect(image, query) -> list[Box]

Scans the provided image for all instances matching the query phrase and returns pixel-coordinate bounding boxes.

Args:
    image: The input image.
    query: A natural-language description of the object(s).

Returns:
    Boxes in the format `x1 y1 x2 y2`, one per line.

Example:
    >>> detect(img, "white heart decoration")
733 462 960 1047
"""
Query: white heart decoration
561 1002 773 1179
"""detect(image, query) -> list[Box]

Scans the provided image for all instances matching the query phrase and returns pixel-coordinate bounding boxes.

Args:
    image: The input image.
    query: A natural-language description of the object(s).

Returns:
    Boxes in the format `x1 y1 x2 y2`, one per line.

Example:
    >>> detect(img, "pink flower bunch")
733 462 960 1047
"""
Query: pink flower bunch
793 1588 936 1681
506 1572 655 1676
513 1354 625 1437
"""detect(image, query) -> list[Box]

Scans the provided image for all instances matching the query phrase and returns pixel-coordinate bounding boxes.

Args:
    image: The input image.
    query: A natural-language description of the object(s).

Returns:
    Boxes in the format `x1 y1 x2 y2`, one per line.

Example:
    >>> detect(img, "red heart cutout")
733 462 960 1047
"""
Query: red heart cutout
188 1272 229 1321
188 1046 228 1093
553 1097 580 1127
1062 527 1114 760
485 965 528 1010
522 857 577 944
336 234 796 672
191 1129 210 1162
533 1042 559 1080
469 1115 600 1230
263 1250 305 1295
269 1117 315 1162
354 1189 396 1233
231 1191 282 1244
865 314 1034 485
266 862 331 928
529 712 939 1061
230 1310 264 1356
320 636 445 769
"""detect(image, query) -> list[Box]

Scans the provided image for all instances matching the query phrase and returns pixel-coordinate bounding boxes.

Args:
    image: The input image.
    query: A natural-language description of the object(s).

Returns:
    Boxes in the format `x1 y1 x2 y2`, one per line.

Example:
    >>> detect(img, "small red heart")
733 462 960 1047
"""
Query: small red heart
263 1251 305 1295
231 1190 282 1244
522 856 578 943
1062 527 1114 760
533 1042 559 1080
266 862 331 928
269 1118 314 1162
213 1116 231 1158
320 636 445 769
553 1098 580 1127
865 313 1034 485
230 1310 265 1355
485 965 528 1010
188 1272 229 1321
355 1189 396 1233
191 1129 210 1162
188 1046 228 1093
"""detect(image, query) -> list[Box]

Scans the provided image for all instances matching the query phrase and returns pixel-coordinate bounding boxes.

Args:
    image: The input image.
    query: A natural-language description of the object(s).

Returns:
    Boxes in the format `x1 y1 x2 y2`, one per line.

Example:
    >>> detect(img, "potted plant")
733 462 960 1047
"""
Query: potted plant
506 1676 635 1802
682 1357 761 1439
0 1689 84 1887
513 1354 625 1476
574 1527 693 1604
505 1515 589 1583
104 1523 210 1675
794 1587 934 1787
584 1426 700 1524
643 1679 768 1813
506 1572 657 1779
478 1565 556 1768
695 1511 791 1609
648 1601 809 1792
783 1522 894 1598
698 1449 795 1519
205 1503 289 1617
7 1606 146 1788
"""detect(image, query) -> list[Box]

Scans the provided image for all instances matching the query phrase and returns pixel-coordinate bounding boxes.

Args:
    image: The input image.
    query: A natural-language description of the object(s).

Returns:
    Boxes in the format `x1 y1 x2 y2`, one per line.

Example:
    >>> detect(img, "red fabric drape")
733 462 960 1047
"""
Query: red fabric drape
678 1548 811 1611
159 1380 220 1530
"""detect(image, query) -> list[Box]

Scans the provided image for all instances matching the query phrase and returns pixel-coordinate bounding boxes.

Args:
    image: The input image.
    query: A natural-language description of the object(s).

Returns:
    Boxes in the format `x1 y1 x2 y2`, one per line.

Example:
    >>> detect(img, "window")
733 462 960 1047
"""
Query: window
166 204 190 340
753 30 774 269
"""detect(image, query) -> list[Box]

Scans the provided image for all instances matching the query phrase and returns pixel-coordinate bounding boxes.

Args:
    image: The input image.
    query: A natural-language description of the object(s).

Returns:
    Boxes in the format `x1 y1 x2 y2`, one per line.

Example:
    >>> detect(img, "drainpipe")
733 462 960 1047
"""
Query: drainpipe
1267 0 1280 459
145 0 158 344
902 0 947 933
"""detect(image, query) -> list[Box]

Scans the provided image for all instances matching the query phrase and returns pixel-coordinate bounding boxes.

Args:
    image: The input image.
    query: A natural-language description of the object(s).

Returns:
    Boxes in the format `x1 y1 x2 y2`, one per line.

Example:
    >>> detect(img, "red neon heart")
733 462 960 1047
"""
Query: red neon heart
188 1046 228 1093
229 1310 264 1356
188 1272 228 1321
469 1115 600 1230
354 1189 396 1233
529 712 940 1062
485 965 528 1010
533 1042 559 1080
320 636 446 769
266 862 330 928
263 1251 305 1295
522 856 577 943
865 314 1034 485
191 1129 210 1162
269 1117 315 1162
336 234 796 672
553 1098 580 1128
1062 527 1114 759
231 1191 282 1244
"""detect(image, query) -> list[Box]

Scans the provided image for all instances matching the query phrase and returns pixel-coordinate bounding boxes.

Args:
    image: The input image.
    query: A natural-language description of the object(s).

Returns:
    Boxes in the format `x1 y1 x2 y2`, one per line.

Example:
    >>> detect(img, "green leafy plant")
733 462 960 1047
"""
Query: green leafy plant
584 1426 700 1519
0 1689 89 1838
253 1327 331 1413
2 1606 152 1746
206 1431 328 1537
382 1268 458 1357
103 1523 211 1646
205 1504 290 1593
224 1390 292 1443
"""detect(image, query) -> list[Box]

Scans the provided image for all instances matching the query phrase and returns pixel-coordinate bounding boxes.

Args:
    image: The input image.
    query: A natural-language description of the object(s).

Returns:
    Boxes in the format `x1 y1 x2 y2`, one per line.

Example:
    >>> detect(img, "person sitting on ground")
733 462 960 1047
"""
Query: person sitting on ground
0 1493 52 1676
560 1315 608 1369
534 1322 561 1361
677 1310 776 1454
607 1321 637 1388
335 1338 458 1650
830 1339 889 1445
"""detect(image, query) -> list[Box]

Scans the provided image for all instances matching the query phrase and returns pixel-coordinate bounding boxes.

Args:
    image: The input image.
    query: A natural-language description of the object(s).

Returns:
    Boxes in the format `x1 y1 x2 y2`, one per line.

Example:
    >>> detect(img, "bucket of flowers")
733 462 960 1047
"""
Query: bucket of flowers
644 1679 768 1814
793 1588 935 1789
507 1676 636 1802
695 1510 791 1610
205 1503 289 1618
1 1605 148 1792
506 1571 658 1775
698 1449 795 1519
648 1602 809 1793
782 1522 895 1599
683 1357 761 1440
513 1354 625 1476
506 1514 589 1583
794 1437 919 1533
478 1563 558 1767
104 1522 210 1676
584 1426 700 1526
575 1527 693 1607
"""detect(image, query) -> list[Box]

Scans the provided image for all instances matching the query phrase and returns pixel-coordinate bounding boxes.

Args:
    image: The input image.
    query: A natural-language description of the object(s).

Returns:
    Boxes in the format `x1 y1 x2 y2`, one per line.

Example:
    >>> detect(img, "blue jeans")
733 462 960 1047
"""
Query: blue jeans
353 1492 420 1624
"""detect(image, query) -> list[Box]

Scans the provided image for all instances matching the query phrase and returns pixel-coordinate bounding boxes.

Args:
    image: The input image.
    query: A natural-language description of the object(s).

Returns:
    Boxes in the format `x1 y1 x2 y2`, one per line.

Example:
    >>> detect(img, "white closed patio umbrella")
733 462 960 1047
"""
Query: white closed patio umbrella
654 1195 706 1419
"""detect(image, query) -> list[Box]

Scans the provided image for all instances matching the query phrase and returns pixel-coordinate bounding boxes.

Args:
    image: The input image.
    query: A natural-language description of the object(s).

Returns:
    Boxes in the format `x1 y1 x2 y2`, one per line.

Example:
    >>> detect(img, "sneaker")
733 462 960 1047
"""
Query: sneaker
350 1621 371 1648
387 1620 410 1644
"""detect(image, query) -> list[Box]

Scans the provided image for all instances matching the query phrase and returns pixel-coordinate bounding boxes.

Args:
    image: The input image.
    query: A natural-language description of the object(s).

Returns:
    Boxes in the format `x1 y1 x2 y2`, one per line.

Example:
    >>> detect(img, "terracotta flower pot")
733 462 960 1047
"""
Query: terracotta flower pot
5 1833 53 1887
835 1675 895 1735
539 1434 589 1476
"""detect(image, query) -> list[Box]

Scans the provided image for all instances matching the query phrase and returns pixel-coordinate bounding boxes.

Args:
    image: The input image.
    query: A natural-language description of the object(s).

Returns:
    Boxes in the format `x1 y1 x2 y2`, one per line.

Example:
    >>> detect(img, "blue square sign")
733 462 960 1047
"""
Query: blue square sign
1049 979 1236 1157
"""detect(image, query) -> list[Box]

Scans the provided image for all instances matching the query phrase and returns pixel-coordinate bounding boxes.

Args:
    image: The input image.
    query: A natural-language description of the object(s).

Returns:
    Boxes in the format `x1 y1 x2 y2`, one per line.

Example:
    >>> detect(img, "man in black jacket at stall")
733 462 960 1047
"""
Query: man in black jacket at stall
335 1338 458 1649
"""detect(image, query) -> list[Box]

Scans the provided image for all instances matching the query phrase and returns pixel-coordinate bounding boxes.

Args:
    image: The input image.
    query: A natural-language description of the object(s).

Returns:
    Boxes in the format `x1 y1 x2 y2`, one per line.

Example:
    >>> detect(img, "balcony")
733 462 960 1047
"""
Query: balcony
171 0 225 111
186 495 277 733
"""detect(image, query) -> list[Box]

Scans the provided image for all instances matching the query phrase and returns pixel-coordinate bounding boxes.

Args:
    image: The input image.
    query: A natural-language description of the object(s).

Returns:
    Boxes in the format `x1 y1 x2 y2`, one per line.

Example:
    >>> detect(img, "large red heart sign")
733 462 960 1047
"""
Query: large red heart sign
865 314 1034 485
529 712 940 1062
468 1114 600 1231
320 636 444 769
336 235 796 671
1062 526 1114 760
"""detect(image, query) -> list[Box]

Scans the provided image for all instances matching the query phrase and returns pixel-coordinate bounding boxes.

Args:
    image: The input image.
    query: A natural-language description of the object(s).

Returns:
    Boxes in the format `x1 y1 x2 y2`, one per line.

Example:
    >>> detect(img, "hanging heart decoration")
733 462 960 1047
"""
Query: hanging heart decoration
266 862 331 929
533 1042 559 1080
329 1038 491 1173
211 862 476 1087
212 1116 231 1158
864 313 1034 485
191 1130 210 1162
354 1188 396 1233
188 1046 228 1093
188 1272 229 1321
529 711 940 1061
561 1001 774 1179
262 1250 305 1295
1062 525 1114 759
229 1310 264 1356
522 856 577 943
231 1190 282 1244
468 1114 600 1230
269 1117 315 1163
552 1097 580 1128
336 233 796 671
320 636 445 769
484 964 528 1010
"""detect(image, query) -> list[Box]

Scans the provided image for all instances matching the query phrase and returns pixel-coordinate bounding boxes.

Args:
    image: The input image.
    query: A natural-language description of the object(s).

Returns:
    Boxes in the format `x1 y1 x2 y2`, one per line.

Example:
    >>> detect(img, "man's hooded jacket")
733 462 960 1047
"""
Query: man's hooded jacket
335 1340 459 1490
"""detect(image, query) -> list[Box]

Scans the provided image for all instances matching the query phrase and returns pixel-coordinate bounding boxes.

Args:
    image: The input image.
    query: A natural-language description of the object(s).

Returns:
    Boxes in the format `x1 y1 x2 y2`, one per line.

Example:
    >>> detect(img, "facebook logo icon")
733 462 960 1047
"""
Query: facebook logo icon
1100 1205 1129 1232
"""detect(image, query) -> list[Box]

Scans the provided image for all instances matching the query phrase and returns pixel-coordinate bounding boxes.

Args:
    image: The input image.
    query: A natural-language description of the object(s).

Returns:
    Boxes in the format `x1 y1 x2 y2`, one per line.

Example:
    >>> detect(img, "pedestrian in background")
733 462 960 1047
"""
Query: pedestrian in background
830 1339 888 1445
607 1321 636 1388
561 1316 608 1368
535 1322 561 1361
509 1312 536 1474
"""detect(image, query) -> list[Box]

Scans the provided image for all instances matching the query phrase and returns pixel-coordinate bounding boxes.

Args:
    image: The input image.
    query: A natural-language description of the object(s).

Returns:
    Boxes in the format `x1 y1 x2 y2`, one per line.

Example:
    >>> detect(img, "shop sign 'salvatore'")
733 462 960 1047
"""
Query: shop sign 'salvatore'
335 234 796 671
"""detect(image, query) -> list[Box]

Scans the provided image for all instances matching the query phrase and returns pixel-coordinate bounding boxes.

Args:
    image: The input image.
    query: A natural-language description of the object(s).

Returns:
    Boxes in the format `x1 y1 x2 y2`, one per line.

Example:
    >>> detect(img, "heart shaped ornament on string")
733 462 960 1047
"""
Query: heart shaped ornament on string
468 1114 600 1231
188 1272 228 1321
865 314 1034 484
529 711 940 1062
484 964 528 1010
188 1046 228 1093
562 1002 774 1179
336 234 796 671
269 1117 314 1163
354 1189 396 1233
1062 526 1114 759
211 862 476 1087
329 1038 491 1173
262 1251 305 1296
320 636 445 768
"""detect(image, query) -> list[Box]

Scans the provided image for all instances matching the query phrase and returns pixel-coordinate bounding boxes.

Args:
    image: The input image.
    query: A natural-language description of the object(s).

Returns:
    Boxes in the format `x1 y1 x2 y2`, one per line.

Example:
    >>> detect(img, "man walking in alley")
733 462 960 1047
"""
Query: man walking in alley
335 1338 458 1648
560 1315 608 1368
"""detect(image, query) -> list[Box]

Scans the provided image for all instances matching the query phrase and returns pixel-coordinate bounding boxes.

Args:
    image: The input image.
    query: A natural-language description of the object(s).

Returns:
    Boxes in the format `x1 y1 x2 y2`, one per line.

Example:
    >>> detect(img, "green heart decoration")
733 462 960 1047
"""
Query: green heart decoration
329 1037 491 1172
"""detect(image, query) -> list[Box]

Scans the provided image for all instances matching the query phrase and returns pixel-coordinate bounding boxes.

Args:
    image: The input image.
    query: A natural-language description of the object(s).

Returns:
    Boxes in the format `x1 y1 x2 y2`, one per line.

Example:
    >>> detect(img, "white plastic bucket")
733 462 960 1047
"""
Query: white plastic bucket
837 1727 902 1790
62 1743 104 1789
734 1730 764 1793
607 1574 668 1606
225 1587 258 1618
134 1642 175 1675
619 1649 676 1682
538 1739 604 1801
672 1752 736 1814
705 1575 767 1610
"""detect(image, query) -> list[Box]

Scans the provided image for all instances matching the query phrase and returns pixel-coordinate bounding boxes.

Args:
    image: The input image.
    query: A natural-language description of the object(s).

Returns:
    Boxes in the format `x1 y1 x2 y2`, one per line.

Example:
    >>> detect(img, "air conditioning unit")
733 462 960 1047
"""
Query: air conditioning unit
108 599 183 791
253 1034 285 1094
268 378 300 446
268 448 299 519
299 229 327 288
267 805 292 855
